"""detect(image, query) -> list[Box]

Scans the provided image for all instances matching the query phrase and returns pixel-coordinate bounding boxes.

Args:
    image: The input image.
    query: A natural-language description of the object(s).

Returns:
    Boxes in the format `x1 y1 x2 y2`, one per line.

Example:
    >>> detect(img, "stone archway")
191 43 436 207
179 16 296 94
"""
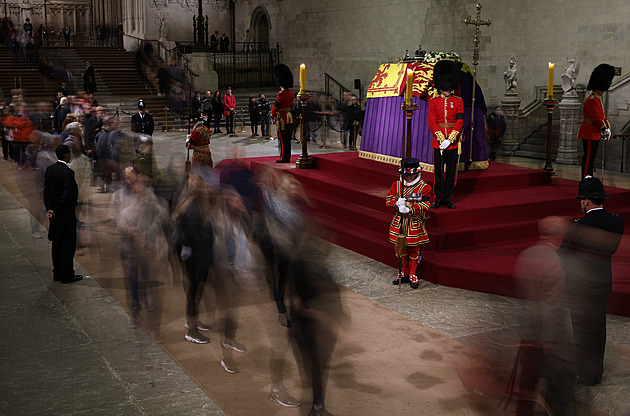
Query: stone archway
250 6 270 50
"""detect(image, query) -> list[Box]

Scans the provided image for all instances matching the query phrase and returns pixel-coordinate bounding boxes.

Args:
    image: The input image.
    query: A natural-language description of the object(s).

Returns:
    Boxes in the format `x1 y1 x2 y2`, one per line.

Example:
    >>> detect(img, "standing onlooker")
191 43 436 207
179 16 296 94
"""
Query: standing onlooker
485 106 506 161
223 87 236 134
130 99 155 136
257 93 270 137
168 60 181 82
44 144 82 284
201 90 213 128
82 60 97 94
210 30 219 53
62 22 72 47
156 60 171 97
559 177 624 386
211 90 224 134
191 91 202 117
219 32 229 53
23 18 33 39
96 22 106 46
248 96 259 136
341 96 362 150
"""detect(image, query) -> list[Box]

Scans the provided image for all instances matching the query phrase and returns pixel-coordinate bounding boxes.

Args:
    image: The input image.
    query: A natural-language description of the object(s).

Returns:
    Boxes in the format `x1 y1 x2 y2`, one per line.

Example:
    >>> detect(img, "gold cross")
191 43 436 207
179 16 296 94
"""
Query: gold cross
464 4 491 67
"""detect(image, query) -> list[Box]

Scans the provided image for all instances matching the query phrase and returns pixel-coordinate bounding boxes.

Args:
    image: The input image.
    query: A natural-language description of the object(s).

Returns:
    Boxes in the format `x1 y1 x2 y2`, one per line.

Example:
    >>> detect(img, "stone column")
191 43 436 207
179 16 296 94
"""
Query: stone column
556 92 581 164
191 52 219 93
499 91 521 154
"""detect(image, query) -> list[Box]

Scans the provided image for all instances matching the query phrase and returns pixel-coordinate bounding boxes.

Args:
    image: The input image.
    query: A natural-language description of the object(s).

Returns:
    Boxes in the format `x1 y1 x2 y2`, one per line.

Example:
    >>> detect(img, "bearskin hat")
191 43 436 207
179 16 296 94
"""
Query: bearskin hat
433 60 460 92
273 64 294 89
587 64 615 92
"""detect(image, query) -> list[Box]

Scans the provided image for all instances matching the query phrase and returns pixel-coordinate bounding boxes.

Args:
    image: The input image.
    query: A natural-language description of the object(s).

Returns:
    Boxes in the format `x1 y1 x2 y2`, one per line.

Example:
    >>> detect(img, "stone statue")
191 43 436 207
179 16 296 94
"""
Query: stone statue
503 56 517 93
561 57 580 96
157 11 167 41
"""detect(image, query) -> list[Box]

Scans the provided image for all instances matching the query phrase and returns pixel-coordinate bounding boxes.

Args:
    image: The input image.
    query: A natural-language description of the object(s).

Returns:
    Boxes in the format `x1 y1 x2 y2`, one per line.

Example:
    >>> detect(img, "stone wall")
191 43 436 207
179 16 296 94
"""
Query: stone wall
133 0 630 109
228 0 630 110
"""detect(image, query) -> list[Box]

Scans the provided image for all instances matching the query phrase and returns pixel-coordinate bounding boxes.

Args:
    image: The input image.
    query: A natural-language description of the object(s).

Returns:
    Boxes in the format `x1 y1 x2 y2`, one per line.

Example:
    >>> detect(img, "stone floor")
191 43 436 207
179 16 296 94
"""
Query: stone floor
1 130 629 416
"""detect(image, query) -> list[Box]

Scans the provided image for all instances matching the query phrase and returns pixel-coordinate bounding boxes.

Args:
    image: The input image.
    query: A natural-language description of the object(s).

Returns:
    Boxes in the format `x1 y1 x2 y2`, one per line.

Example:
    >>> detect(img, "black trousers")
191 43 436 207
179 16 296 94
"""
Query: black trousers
581 139 600 177
278 125 292 161
433 148 458 203
51 216 77 279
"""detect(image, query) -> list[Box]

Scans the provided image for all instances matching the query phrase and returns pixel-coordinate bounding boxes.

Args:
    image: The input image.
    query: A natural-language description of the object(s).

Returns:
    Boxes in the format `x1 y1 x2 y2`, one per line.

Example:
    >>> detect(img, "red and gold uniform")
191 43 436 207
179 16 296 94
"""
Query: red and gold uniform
428 94 465 151
187 123 213 168
386 180 431 246
578 92 609 177
428 93 464 207
386 166 431 288
271 88 295 162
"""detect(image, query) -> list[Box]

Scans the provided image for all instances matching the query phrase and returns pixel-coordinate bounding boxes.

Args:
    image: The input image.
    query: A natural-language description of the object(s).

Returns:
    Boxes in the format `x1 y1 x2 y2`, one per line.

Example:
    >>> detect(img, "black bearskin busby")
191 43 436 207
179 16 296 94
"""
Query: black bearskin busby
587 64 615 92
433 60 460 92
273 64 294 89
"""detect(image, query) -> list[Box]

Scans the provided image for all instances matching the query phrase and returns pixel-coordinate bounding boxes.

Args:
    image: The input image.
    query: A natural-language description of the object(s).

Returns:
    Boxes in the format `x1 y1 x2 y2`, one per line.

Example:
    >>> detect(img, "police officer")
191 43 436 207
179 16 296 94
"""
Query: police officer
559 176 624 386
130 99 155 136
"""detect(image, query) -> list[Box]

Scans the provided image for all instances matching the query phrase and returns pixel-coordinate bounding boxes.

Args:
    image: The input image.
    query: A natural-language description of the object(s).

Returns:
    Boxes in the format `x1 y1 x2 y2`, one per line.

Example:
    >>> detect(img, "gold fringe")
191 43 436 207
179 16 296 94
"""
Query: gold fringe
358 150 489 172
395 235 407 255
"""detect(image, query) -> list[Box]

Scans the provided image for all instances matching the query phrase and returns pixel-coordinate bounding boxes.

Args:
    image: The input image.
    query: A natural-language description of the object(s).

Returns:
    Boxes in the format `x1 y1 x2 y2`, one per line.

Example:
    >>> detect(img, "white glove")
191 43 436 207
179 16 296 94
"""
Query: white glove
439 139 452 150
180 245 192 261
398 205 410 214
396 197 406 207
601 128 611 141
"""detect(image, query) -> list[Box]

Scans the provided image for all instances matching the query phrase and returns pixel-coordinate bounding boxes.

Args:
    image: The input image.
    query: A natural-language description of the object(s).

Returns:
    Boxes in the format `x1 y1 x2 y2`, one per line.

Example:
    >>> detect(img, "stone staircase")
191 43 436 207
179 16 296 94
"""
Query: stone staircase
512 122 561 160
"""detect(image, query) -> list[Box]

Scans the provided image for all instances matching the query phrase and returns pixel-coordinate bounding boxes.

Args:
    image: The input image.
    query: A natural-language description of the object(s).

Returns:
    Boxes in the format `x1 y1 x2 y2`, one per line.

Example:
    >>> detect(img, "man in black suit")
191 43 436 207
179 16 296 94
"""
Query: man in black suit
44 145 82 284
82 60 97 94
559 176 624 386
210 30 219 53
130 99 155 136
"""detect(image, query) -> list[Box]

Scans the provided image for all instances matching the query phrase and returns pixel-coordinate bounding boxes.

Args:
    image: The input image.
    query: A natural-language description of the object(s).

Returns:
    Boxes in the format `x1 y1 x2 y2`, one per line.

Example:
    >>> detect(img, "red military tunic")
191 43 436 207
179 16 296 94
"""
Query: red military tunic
578 93 608 141
271 88 295 130
386 180 431 246
428 95 465 150
187 124 213 167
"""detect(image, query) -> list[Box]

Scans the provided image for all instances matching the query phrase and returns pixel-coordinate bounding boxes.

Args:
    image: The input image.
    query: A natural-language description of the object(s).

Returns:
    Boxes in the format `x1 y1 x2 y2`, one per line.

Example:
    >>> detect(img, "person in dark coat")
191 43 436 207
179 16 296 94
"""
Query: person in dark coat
82 60 97 94
248 96 259 136
44 144 82 284
130 99 155 136
211 90 224 134
173 173 215 344
558 176 624 386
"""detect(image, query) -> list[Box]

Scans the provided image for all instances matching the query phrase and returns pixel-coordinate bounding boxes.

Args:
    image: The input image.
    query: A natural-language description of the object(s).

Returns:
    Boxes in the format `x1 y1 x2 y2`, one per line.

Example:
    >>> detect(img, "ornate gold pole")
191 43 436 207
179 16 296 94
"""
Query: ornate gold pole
543 99 558 173
296 91 314 169
464 3 491 165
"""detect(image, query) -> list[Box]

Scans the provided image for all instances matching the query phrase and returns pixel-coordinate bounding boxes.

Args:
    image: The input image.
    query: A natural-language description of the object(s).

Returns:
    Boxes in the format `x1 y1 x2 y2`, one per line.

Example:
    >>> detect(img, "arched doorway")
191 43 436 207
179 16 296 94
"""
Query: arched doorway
251 7 270 50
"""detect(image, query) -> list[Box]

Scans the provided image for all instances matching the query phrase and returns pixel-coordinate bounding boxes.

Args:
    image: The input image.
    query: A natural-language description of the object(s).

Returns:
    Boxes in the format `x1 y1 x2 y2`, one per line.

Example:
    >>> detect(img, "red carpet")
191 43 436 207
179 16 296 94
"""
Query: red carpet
219 153 630 317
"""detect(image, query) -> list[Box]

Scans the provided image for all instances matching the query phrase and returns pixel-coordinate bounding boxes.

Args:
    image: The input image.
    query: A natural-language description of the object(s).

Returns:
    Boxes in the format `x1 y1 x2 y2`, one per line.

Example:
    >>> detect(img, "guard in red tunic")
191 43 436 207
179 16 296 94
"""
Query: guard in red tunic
386 158 431 289
578 64 615 178
271 64 295 163
428 60 464 209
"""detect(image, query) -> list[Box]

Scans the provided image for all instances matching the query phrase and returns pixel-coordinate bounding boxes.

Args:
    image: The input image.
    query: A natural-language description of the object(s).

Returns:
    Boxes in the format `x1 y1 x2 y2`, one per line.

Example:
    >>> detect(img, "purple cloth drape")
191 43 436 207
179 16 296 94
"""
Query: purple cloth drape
361 96 488 167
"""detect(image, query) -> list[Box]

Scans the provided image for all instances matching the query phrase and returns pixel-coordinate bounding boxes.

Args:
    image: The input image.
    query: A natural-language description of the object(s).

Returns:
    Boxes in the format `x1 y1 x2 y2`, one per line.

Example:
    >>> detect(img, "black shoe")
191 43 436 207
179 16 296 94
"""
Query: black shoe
431 201 441 209
392 275 410 285
61 274 83 284
445 201 456 209
53 275 61 282
275 159 289 163
409 275 419 289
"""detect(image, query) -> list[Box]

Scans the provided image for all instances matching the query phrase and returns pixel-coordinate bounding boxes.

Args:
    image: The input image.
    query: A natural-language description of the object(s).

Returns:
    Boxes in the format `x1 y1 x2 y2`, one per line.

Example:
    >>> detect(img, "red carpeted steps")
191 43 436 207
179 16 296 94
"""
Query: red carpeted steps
222 153 630 317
